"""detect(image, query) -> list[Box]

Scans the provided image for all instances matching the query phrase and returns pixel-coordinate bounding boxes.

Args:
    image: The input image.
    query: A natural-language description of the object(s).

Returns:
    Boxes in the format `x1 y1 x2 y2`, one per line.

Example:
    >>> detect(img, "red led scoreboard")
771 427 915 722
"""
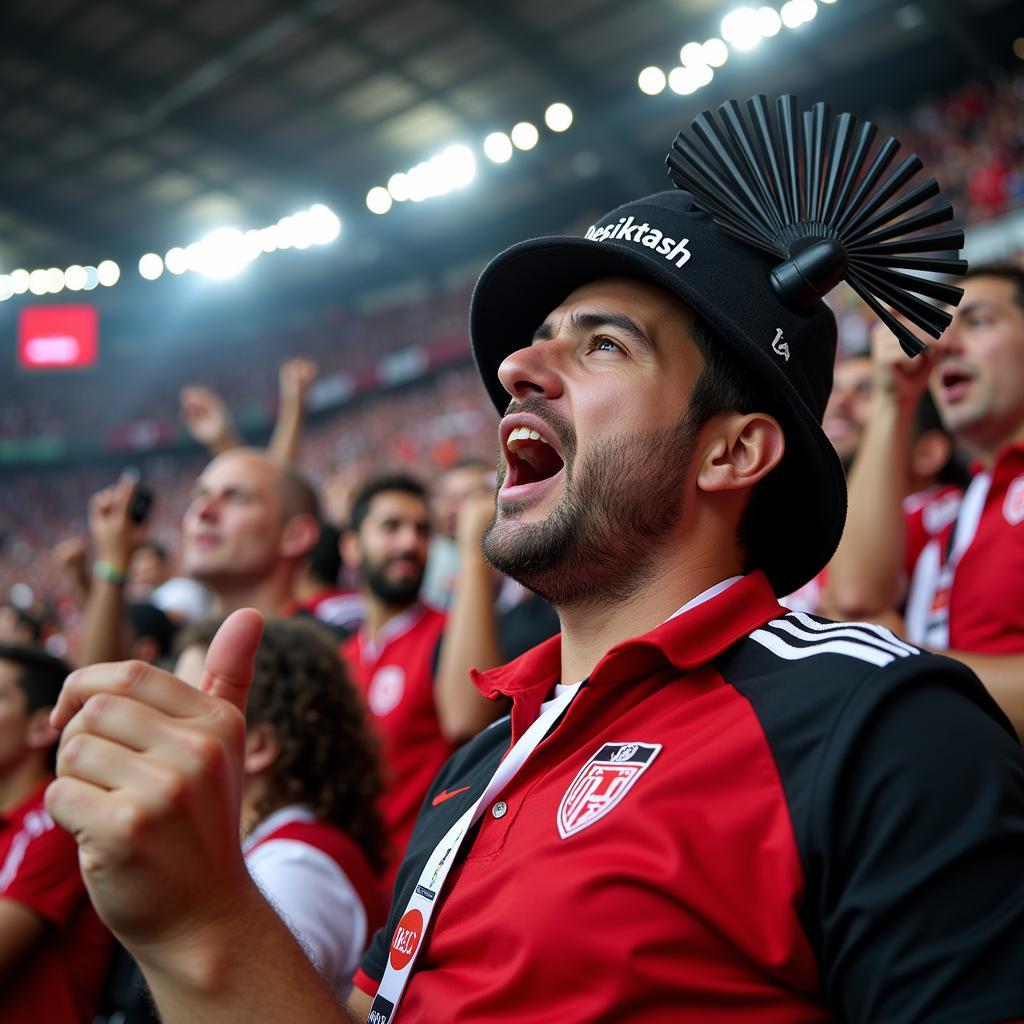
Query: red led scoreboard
18 304 98 370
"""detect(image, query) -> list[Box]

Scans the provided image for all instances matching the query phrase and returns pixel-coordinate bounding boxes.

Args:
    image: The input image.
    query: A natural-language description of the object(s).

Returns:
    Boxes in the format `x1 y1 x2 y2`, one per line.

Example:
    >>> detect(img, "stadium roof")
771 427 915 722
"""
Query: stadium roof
0 0 1018 301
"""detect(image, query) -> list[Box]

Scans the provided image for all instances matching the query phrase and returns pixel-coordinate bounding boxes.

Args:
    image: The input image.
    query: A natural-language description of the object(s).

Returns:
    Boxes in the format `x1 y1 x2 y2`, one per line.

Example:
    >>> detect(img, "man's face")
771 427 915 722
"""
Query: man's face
0 607 33 645
930 275 1024 455
353 492 430 606
482 277 706 606
0 660 33 774
128 548 168 591
432 466 495 539
182 451 289 587
822 356 874 468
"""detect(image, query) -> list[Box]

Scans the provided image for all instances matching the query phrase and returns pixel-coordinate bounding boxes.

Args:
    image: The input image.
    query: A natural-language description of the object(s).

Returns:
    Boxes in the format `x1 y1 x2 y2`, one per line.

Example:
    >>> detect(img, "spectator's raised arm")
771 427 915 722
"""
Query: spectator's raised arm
268 357 318 466
180 385 242 457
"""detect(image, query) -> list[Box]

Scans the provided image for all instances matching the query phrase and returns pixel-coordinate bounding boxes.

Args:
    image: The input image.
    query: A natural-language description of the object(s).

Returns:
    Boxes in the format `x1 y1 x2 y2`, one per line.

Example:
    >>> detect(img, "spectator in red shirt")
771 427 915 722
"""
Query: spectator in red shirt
0 643 110 1022
830 264 1024 737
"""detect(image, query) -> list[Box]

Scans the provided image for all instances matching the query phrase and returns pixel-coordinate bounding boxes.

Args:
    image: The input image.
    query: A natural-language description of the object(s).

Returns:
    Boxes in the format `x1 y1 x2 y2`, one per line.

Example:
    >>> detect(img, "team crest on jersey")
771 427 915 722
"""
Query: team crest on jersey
557 742 661 839
1003 474 1024 526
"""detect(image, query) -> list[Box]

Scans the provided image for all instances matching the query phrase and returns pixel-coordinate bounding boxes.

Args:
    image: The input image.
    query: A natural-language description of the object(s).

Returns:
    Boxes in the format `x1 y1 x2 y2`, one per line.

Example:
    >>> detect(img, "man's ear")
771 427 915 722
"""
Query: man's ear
340 528 360 574
280 513 320 560
697 412 785 494
244 721 280 776
26 706 57 753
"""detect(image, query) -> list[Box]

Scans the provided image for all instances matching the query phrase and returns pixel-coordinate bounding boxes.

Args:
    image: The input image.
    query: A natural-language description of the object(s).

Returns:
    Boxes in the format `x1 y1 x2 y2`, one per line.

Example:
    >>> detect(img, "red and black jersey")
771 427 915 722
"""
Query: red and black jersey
354 572 1024 1023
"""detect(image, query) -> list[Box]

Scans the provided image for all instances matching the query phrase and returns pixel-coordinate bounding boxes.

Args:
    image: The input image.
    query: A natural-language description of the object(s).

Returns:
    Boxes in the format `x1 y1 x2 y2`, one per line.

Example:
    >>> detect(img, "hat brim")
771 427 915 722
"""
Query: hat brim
470 235 847 597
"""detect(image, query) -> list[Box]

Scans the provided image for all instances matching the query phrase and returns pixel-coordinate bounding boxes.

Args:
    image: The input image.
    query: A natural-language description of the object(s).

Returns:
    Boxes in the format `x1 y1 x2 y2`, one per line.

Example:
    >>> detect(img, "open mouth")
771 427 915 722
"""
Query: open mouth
500 419 566 498
938 365 973 401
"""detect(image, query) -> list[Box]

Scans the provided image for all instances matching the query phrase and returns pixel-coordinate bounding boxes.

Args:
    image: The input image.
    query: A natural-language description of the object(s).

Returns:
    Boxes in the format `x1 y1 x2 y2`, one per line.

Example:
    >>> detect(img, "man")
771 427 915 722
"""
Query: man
341 474 498 878
45 115 1024 1023
0 644 110 1022
828 265 1024 736
822 352 874 471
81 450 319 665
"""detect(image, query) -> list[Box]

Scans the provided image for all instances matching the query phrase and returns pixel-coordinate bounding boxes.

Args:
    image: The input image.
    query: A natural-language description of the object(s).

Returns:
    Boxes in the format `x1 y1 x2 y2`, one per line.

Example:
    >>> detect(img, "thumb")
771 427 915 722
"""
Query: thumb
199 608 264 713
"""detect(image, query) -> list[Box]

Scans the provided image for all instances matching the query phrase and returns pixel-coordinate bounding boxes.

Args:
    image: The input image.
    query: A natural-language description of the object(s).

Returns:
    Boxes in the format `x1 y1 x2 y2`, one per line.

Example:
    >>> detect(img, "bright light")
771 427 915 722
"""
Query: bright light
83 267 99 290
139 253 164 280
388 172 410 202
367 186 393 214
693 64 714 87
680 42 706 67
65 265 87 291
10 269 30 294
165 247 188 274
545 102 573 132
29 269 50 295
702 38 729 66
193 228 255 279
721 7 763 50
781 0 816 27
0 276 12 301
638 66 667 95
97 260 120 287
669 67 701 95
289 211 316 248
511 121 539 150
757 6 782 35
257 228 278 253
483 131 514 163
45 267 65 293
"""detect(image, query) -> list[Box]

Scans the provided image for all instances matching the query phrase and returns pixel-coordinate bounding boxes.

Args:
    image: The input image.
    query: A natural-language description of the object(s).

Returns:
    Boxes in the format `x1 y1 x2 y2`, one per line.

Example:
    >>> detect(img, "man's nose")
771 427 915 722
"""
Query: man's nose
496 338 566 403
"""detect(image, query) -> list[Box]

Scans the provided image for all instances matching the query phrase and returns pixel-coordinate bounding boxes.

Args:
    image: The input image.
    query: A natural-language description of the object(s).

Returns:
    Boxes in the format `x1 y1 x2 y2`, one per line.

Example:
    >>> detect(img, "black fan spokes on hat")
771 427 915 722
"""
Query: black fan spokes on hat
666 94 966 357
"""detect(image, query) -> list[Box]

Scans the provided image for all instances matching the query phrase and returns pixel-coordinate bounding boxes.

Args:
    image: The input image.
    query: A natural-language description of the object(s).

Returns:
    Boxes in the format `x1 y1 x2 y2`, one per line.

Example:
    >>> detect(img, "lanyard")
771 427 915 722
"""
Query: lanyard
367 679 585 1024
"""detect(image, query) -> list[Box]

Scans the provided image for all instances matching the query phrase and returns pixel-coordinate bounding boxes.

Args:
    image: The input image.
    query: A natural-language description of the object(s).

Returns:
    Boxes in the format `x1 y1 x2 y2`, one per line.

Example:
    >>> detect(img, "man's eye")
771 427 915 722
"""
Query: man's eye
589 335 622 353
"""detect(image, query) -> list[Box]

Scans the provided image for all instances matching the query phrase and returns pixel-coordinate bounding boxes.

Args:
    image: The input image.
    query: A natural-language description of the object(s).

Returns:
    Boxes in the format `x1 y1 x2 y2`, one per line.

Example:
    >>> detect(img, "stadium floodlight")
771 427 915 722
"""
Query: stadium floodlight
544 102 573 132
387 172 410 202
29 269 49 295
45 267 65 293
367 186 393 214
781 0 816 27
97 260 120 287
0 276 12 301
638 66 667 95
721 7 763 50
442 144 476 188
65 265 87 290
757 6 783 36
138 253 164 281
192 228 256 278
165 247 188 274
511 121 539 151
668 66 703 95
680 42 706 67
484 131 514 163
10 269 30 294
702 38 729 66
83 266 99 290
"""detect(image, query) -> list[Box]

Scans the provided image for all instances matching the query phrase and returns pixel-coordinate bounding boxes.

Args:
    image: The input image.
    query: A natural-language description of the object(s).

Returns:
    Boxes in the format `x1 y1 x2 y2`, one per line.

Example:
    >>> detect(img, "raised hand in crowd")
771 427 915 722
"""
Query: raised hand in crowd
180 385 242 457
53 535 91 607
268 356 318 465
80 474 152 666
46 610 350 1023
826 317 933 617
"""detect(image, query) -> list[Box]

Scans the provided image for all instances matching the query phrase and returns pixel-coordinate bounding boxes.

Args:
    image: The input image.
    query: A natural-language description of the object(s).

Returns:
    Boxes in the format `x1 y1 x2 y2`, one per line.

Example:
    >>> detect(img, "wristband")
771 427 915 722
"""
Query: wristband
93 560 127 586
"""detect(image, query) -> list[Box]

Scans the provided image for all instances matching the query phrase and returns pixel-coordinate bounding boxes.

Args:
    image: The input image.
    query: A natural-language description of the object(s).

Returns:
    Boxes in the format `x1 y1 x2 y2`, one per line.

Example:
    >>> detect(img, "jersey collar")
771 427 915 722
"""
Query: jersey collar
473 571 784 704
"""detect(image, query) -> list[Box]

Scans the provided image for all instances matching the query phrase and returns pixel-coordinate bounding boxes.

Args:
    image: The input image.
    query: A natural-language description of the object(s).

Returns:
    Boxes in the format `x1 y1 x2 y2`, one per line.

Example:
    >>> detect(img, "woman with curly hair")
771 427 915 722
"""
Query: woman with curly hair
174 615 389 1000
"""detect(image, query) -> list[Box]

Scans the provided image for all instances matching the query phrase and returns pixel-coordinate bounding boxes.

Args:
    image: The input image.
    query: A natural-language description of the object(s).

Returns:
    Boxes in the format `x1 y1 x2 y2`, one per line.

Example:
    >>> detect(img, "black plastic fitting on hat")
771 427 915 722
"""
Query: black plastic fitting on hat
469 95 967 597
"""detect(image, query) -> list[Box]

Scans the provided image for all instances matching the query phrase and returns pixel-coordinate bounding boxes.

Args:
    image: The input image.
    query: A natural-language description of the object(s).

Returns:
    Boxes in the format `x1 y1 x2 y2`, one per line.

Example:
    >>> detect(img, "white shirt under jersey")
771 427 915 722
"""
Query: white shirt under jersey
243 804 367 998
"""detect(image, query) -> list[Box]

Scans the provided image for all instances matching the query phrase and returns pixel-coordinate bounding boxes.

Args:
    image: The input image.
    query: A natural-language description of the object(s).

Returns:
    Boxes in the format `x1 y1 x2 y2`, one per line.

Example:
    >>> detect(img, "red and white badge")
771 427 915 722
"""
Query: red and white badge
557 742 662 839
1003 474 1024 527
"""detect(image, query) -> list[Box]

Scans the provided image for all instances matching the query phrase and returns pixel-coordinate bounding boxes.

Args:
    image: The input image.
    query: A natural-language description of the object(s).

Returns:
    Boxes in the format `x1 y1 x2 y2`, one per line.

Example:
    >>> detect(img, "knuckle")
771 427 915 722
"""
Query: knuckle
81 692 113 724
58 732 88 771
112 799 155 844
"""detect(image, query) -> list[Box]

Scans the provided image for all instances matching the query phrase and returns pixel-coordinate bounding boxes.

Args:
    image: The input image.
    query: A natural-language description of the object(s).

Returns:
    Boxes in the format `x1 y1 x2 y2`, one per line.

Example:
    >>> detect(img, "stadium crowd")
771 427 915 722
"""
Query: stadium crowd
1 68 1024 1024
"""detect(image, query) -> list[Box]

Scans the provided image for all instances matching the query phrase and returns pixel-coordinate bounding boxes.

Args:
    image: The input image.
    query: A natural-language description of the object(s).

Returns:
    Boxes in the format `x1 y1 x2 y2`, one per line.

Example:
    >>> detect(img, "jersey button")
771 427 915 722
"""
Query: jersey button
491 800 508 819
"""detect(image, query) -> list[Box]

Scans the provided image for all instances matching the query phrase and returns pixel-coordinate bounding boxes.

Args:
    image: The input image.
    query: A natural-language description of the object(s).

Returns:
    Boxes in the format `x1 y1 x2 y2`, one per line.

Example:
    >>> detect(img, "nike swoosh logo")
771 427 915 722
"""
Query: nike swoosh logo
432 786 471 806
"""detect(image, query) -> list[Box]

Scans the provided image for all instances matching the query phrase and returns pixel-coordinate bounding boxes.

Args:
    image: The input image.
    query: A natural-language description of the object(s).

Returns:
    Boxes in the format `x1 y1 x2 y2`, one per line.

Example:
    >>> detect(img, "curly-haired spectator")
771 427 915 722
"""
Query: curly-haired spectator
174 616 387 999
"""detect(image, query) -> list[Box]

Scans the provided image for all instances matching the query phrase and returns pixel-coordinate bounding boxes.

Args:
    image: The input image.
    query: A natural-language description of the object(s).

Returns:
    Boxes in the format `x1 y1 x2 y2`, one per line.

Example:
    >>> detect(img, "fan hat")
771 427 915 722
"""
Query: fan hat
470 95 966 596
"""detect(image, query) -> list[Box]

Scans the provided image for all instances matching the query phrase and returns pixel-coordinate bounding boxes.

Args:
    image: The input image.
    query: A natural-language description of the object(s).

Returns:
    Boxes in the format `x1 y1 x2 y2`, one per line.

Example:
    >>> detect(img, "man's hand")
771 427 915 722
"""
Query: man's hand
179 385 240 455
456 490 498 555
870 317 935 413
278 357 318 406
88 474 151 572
46 610 264 962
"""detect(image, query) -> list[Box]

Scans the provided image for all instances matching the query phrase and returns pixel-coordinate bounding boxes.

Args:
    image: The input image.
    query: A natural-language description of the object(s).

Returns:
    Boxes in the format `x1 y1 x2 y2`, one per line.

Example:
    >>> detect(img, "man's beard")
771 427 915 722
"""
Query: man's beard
362 556 424 606
483 404 701 608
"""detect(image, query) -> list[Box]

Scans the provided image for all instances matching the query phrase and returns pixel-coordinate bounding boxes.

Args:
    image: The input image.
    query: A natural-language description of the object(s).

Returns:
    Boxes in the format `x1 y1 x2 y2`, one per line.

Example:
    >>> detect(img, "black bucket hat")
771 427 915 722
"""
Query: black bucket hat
470 96 966 597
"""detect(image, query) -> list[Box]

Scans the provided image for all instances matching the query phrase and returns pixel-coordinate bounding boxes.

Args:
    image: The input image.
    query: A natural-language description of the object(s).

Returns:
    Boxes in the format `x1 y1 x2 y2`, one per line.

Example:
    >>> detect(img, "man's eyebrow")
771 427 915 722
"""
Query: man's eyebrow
955 302 997 318
531 310 653 348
